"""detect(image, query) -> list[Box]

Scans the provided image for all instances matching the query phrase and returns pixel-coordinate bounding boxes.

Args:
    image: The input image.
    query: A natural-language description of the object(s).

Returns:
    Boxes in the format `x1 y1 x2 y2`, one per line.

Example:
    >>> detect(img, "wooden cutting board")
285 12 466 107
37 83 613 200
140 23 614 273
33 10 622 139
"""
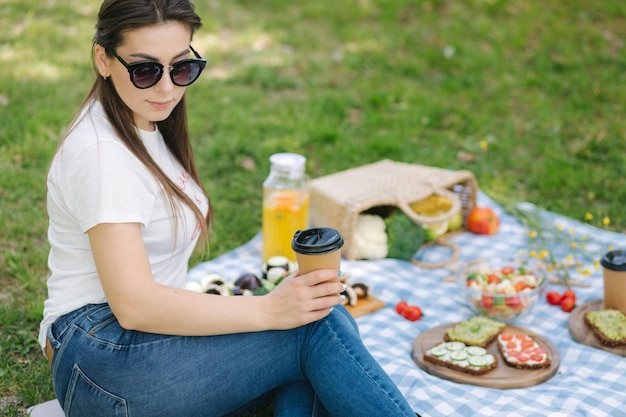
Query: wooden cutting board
412 322 560 389
568 299 626 357
345 295 385 318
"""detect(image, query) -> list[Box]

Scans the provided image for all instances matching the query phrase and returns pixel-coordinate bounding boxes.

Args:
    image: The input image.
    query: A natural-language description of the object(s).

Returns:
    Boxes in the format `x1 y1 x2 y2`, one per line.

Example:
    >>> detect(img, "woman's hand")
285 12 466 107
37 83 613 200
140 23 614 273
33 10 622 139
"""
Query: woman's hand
263 269 344 329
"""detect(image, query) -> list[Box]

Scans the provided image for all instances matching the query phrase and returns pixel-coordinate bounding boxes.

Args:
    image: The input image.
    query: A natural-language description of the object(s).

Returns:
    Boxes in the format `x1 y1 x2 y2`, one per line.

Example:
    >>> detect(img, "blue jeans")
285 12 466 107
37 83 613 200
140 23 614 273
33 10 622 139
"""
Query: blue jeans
47 303 416 417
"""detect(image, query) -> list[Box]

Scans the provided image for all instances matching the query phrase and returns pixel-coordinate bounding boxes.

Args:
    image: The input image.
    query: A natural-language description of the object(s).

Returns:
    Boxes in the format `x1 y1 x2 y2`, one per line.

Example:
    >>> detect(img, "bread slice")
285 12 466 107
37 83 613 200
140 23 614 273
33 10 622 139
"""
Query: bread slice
584 309 626 347
497 333 551 369
424 341 498 376
444 316 506 348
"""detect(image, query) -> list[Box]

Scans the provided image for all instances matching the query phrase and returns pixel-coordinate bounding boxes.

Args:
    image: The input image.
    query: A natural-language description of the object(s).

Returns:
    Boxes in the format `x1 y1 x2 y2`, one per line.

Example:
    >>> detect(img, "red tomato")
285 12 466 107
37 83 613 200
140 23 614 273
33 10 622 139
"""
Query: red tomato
562 289 576 303
402 306 423 321
500 333 514 341
546 291 563 305
530 354 544 362
561 297 575 312
501 266 515 275
514 281 528 292
395 301 408 314
481 294 494 308
487 273 500 284
506 295 521 307
518 355 530 362
395 301 422 321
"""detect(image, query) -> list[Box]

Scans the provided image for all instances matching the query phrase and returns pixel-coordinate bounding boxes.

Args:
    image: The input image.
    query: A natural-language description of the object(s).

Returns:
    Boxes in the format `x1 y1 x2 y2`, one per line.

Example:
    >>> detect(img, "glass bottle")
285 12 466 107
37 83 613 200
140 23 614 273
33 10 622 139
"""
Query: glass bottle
262 153 309 263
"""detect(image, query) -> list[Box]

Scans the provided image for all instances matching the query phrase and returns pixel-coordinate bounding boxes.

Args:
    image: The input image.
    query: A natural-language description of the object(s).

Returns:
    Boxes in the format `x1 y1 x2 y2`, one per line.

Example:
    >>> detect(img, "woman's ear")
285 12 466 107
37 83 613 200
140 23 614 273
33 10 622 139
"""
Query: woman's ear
94 44 110 79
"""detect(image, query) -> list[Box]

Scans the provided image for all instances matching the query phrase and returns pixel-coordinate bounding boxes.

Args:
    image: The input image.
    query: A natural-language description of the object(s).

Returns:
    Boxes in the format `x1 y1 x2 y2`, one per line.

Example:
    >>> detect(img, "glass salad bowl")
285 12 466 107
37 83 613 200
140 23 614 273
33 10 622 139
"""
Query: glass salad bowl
456 258 548 322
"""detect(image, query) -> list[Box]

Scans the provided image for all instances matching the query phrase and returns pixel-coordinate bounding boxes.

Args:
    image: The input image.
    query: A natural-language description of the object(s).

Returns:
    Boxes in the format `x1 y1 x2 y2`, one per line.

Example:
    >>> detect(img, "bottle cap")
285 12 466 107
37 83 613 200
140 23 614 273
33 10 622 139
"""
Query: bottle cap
270 153 306 179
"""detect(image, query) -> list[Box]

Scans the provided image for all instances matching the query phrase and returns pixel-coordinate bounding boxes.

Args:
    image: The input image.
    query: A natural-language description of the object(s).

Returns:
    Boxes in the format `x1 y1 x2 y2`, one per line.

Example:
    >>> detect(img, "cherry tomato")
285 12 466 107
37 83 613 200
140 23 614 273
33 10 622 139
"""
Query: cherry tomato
546 291 562 305
487 273 500 284
395 301 408 314
466 279 479 287
395 301 423 321
501 266 515 275
481 294 494 308
505 295 521 307
562 289 576 303
561 297 575 312
514 281 528 292
402 306 423 321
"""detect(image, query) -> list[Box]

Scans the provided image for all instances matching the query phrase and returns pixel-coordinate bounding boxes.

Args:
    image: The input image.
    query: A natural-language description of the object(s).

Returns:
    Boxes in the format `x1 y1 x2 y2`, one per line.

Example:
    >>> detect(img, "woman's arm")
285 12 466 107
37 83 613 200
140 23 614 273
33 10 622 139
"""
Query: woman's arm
88 222 344 335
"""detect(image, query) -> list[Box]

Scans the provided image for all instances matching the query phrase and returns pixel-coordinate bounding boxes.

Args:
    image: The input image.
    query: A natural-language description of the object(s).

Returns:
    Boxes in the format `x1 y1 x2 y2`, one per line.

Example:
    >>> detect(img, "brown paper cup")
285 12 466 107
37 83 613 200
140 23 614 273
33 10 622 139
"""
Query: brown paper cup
295 249 342 276
600 250 626 312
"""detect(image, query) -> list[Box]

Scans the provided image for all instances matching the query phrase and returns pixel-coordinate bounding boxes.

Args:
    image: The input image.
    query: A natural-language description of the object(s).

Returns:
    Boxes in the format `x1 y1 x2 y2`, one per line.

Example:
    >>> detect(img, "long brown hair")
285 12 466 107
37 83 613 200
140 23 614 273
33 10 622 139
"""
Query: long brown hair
62 0 211 245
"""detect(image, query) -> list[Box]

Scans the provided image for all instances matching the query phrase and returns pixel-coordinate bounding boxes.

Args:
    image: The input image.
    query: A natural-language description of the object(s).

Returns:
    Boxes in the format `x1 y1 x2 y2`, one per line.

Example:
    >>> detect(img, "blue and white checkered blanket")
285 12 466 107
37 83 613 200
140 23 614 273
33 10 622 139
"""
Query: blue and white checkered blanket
189 193 626 417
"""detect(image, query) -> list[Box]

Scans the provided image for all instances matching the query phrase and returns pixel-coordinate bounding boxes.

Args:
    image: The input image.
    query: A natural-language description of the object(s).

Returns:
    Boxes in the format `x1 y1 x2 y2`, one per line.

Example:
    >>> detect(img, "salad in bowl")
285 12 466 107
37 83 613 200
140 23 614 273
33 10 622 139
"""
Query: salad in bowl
457 259 548 322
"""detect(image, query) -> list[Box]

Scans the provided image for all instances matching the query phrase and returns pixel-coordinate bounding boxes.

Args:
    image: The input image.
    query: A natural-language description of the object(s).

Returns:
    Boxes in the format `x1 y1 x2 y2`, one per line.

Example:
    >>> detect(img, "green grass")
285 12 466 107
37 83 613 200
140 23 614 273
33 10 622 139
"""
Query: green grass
1 0 625 415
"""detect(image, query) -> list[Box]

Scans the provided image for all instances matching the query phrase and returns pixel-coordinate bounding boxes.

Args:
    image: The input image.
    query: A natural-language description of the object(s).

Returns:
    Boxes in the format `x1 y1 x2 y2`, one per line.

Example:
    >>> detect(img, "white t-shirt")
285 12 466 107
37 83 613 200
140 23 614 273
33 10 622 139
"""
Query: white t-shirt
38 100 209 350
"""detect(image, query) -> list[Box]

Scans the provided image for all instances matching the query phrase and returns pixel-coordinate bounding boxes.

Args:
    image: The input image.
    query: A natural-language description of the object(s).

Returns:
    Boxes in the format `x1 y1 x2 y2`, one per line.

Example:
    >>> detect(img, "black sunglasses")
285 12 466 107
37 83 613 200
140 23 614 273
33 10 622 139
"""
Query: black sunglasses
111 45 206 89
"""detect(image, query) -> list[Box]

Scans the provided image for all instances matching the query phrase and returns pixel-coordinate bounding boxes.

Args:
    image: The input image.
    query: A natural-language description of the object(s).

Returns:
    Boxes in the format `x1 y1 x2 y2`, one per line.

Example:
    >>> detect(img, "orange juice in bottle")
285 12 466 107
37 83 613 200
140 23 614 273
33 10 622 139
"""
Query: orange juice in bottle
262 153 309 263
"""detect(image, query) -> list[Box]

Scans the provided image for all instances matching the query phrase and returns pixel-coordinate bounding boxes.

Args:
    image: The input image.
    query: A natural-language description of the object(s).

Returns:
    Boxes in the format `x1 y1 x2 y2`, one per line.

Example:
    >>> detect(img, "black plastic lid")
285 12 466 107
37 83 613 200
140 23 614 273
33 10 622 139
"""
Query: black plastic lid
292 227 344 255
600 249 626 272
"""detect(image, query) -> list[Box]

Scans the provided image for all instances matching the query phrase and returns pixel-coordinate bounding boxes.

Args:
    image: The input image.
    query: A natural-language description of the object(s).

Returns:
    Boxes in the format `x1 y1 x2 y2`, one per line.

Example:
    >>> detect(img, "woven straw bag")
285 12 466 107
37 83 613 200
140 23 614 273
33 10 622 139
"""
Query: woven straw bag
308 159 478 268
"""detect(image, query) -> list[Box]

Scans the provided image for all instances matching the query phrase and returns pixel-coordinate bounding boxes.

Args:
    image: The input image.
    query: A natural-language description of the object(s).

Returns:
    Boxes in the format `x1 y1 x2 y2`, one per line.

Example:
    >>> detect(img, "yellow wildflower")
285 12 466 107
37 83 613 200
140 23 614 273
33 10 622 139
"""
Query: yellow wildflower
529 230 538 238
603 217 611 226
479 140 488 150
584 213 593 221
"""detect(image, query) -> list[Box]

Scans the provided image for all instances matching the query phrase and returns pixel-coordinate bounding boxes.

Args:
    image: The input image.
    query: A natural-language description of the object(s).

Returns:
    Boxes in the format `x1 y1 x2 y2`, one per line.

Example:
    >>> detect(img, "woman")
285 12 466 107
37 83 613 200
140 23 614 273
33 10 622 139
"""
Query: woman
39 1 417 416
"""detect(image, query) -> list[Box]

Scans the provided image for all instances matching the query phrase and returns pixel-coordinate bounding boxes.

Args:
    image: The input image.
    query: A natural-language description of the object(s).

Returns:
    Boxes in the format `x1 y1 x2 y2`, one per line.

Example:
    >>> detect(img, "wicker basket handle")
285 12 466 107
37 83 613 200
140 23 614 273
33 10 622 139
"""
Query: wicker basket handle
397 187 462 225
410 236 460 269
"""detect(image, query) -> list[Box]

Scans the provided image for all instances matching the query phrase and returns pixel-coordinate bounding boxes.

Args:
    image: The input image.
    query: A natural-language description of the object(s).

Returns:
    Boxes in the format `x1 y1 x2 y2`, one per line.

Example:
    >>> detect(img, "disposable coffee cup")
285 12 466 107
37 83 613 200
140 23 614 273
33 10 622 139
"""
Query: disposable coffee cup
600 249 626 312
292 227 344 275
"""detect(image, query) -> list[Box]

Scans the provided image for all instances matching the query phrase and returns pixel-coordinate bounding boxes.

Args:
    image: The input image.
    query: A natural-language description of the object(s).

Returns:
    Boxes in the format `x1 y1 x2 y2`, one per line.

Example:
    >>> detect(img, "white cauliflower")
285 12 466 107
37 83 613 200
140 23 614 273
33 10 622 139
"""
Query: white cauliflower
496 279 515 294
353 214 388 260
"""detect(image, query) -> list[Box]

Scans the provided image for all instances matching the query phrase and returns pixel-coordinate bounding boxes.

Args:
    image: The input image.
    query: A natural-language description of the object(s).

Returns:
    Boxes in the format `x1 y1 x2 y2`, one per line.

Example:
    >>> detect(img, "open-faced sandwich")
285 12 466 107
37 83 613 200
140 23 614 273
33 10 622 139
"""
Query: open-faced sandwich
584 309 626 347
443 316 506 348
497 332 551 369
424 341 498 375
